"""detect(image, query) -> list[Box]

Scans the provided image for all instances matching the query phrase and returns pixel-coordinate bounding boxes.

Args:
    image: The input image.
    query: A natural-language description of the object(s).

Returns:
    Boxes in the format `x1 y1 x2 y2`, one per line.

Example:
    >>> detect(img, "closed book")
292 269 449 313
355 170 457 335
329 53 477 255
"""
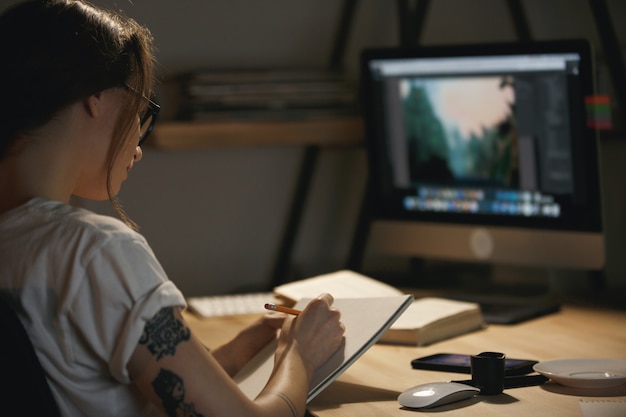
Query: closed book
379 297 485 346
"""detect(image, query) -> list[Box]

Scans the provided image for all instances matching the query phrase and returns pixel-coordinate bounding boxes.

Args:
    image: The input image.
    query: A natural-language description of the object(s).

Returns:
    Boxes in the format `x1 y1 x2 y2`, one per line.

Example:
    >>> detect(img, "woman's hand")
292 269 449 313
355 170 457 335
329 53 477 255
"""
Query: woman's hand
212 312 286 376
277 293 345 380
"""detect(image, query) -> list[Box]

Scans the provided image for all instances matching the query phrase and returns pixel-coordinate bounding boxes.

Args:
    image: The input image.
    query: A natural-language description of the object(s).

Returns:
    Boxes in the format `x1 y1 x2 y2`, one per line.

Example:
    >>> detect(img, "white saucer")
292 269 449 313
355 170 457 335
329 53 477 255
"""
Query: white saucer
533 359 626 389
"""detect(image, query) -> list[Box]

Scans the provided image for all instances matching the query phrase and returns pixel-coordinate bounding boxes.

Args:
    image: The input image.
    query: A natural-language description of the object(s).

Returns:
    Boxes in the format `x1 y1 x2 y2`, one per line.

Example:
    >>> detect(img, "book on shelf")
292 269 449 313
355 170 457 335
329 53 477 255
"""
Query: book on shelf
184 107 358 123
274 270 486 346
160 68 358 122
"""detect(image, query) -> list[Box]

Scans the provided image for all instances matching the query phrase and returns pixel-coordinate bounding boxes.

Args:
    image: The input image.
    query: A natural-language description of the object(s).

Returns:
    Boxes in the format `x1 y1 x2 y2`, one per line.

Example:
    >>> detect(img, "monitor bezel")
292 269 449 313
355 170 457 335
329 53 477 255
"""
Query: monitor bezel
360 39 603 235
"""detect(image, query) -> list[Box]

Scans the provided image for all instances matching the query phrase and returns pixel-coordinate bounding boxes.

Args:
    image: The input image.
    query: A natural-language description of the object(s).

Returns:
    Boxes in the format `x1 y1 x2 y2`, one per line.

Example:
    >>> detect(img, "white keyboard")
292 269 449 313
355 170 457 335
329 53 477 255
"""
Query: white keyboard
187 292 282 318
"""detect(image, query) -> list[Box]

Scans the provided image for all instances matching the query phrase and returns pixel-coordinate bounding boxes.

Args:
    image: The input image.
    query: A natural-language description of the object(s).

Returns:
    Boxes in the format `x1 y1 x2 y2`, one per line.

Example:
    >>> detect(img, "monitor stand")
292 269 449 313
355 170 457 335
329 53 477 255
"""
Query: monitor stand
376 259 590 325
446 293 561 324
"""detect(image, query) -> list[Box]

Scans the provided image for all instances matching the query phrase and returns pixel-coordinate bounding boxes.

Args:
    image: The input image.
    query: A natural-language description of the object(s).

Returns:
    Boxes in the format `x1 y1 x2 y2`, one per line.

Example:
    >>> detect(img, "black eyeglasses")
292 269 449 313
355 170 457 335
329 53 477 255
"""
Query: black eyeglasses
138 98 160 146
124 84 160 146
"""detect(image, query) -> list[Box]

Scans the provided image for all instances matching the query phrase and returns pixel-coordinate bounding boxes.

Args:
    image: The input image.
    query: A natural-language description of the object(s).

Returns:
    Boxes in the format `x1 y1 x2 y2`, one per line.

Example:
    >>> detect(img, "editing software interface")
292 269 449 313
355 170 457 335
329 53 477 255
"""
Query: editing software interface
367 48 597 229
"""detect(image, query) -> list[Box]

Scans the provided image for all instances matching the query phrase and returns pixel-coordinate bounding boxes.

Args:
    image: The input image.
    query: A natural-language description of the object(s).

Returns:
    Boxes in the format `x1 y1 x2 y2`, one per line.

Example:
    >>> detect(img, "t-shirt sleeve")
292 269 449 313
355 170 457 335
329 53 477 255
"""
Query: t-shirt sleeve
69 232 186 384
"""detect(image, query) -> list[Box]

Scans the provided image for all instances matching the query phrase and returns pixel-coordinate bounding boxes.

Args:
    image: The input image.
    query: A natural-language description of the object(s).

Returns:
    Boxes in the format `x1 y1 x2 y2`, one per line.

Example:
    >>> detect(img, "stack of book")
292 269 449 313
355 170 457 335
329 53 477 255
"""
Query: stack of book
162 68 358 122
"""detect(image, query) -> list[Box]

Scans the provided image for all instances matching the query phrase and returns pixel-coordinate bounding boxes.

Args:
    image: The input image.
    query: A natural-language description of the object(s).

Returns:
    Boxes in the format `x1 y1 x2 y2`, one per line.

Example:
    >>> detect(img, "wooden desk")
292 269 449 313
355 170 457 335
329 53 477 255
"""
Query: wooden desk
185 304 626 417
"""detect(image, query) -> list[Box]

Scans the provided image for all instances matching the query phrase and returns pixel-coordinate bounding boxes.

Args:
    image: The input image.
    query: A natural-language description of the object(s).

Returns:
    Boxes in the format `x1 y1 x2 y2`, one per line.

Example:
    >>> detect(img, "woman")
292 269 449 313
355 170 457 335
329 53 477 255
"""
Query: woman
0 1 345 416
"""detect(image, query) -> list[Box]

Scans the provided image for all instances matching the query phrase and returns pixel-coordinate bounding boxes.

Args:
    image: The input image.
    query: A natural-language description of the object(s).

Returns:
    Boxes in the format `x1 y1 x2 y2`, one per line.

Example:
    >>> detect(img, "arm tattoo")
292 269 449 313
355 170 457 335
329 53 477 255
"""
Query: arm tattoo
267 391 299 417
152 368 204 417
139 307 190 360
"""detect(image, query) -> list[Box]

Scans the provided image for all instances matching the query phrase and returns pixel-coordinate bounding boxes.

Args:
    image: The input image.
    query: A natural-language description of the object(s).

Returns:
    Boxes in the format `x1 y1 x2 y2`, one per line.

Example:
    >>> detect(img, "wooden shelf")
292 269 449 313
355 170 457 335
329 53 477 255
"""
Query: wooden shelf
151 117 364 150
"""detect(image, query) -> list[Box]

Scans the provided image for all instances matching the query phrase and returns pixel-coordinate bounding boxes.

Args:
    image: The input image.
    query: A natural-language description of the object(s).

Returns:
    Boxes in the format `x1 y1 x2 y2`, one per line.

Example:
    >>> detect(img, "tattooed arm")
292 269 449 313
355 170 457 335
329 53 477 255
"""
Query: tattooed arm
127 294 344 417
127 306 256 417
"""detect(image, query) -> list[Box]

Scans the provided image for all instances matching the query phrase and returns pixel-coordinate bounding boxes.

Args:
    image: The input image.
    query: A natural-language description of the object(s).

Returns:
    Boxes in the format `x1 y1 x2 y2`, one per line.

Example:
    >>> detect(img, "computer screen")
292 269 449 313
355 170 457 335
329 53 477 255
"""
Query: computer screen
359 39 604 271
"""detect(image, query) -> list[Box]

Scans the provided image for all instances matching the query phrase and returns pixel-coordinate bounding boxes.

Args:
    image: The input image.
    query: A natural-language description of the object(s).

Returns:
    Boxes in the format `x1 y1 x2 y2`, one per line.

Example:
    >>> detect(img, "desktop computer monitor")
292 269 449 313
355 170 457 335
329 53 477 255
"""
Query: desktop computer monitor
358 39 604 286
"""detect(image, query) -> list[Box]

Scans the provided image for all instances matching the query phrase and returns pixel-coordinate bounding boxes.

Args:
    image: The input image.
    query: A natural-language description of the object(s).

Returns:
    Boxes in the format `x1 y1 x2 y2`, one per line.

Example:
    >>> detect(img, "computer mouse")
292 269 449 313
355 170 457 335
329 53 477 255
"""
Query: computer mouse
398 381 480 409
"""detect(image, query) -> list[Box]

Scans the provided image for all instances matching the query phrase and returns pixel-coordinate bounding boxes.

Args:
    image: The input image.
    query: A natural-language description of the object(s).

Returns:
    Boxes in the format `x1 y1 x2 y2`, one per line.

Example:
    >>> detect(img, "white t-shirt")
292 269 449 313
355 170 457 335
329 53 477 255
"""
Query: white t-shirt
0 198 186 417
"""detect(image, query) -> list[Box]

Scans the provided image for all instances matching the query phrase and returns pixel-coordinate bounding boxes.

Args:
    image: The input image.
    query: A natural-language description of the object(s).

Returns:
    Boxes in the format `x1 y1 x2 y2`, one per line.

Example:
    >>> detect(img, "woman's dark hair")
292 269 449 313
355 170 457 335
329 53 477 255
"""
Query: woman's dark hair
0 0 155 228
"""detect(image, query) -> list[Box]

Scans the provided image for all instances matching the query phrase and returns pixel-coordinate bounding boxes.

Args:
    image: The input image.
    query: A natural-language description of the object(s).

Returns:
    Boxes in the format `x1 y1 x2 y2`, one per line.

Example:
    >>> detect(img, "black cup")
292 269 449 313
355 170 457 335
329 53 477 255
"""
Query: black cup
471 351 506 395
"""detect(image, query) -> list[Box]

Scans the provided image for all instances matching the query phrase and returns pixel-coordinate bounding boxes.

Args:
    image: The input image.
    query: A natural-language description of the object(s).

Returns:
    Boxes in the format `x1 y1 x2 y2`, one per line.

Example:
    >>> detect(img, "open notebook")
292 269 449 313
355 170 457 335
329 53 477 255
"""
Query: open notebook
273 270 485 346
233 294 413 403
